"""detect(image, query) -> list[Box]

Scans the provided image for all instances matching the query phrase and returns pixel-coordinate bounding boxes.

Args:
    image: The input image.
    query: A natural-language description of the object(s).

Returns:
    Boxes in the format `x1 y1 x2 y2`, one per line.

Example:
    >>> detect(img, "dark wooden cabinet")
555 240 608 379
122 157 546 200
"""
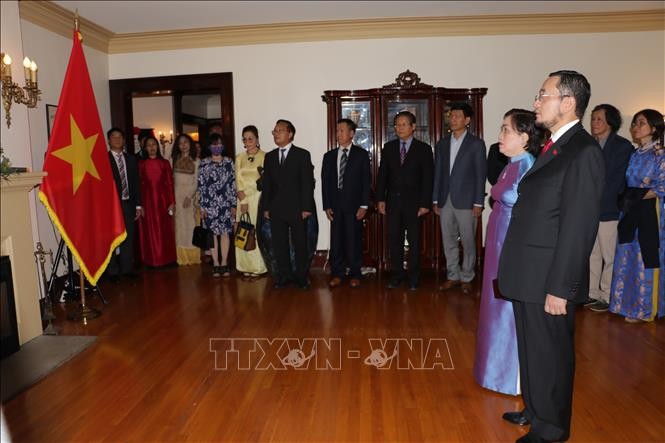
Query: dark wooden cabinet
322 70 487 272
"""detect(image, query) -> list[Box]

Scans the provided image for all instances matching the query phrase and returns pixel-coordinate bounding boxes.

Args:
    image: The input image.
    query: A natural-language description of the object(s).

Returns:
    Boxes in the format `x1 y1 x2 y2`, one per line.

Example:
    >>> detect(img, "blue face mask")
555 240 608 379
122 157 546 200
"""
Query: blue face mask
210 144 224 156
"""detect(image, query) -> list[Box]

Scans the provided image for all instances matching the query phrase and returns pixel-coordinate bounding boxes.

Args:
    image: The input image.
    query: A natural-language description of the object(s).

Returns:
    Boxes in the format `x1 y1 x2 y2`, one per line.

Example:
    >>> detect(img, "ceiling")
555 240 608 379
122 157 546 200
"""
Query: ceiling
52 1 664 34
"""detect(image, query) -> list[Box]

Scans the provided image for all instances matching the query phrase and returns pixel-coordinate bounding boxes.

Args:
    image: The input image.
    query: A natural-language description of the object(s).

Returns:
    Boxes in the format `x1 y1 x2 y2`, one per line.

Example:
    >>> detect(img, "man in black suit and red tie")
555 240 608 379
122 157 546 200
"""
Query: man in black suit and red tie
498 71 605 443
262 119 315 290
376 110 434 291
106 127 143 282
321 118 371 288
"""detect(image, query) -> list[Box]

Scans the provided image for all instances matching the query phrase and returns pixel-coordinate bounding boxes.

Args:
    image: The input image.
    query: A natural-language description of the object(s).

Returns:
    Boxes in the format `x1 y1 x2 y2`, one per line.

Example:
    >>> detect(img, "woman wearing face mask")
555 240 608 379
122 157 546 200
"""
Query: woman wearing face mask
198 133 237 277
235 125 267 277
138 136 177 267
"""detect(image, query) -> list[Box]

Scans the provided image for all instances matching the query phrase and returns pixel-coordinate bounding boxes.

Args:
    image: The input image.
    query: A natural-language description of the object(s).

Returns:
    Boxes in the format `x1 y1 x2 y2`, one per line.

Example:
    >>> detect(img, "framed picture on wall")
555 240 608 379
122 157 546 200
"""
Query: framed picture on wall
46 104 57 140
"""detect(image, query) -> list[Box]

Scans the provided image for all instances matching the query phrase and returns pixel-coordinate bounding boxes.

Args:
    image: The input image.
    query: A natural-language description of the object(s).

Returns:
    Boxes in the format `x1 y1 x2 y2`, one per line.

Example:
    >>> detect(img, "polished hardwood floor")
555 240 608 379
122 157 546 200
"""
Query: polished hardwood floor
2 265 664 442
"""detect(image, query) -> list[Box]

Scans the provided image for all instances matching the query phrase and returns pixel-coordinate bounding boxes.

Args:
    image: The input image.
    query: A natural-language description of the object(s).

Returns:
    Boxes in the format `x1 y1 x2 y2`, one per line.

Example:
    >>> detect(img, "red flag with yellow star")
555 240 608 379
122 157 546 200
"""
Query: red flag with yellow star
38 30 126 285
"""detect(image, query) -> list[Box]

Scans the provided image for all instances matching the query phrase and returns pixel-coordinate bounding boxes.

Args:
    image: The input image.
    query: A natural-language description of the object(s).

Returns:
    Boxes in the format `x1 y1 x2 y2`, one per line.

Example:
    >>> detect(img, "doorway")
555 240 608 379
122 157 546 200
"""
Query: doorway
109 72 235 157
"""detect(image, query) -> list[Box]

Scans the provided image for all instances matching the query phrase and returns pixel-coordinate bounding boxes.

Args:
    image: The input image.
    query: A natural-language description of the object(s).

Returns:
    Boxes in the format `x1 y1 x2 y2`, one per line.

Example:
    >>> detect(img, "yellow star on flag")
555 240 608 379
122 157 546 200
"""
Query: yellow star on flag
52 115 101 193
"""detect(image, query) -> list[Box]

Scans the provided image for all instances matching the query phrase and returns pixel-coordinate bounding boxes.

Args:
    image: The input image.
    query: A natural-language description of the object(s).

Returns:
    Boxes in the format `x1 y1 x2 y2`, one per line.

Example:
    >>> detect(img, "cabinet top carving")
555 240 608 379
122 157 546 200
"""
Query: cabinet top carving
384 70 433 89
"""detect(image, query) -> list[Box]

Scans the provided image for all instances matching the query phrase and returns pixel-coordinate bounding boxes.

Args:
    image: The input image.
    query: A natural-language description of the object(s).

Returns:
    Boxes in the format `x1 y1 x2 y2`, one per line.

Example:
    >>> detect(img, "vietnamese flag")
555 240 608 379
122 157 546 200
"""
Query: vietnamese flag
38 30 125 286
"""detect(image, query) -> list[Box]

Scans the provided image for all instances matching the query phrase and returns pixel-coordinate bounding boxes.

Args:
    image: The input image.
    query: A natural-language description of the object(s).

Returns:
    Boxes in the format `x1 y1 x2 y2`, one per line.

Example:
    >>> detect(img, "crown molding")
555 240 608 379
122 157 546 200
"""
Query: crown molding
18 2 664 55
18 0 113 53
109 9 665 54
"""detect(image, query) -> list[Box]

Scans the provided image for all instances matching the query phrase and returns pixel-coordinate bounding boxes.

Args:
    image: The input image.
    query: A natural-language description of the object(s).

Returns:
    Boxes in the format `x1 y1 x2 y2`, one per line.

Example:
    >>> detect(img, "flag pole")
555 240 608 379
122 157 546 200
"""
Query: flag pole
67 267 101 322
65 10 102 323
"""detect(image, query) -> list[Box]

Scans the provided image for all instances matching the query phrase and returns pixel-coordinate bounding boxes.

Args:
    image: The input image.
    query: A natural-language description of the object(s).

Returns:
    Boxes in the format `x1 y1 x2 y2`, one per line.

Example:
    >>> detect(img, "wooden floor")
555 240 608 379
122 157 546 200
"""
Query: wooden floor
2 265 664 442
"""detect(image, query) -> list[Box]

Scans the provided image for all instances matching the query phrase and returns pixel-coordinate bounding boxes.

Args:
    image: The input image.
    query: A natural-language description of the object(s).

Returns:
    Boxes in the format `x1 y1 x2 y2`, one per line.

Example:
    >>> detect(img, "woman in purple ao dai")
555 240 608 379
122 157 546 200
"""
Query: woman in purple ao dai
473 109 543 395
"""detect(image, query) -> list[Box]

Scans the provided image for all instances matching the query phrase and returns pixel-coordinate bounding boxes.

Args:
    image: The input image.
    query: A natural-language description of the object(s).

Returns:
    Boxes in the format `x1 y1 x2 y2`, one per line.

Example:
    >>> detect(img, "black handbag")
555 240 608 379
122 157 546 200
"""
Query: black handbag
192 223 213 250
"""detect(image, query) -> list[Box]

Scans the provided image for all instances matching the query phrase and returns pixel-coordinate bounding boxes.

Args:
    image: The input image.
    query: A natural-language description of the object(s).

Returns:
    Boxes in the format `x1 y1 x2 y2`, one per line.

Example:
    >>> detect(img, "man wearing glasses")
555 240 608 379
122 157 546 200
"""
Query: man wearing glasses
376 111 434 291
262 119 315 289
498 71 605 443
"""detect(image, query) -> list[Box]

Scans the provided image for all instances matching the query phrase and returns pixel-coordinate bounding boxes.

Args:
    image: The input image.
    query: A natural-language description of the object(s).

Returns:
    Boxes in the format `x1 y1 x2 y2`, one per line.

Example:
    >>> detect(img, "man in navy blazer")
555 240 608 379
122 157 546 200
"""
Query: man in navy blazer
433 102 487 294
498 71 604 443
586 104 634 312
262 119 315 290
321 118 371 288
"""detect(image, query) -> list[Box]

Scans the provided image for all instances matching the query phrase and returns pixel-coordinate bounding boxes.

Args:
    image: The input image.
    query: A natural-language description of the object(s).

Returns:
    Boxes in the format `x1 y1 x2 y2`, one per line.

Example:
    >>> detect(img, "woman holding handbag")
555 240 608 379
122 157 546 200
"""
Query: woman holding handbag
198 133 237 278
235 125 267 277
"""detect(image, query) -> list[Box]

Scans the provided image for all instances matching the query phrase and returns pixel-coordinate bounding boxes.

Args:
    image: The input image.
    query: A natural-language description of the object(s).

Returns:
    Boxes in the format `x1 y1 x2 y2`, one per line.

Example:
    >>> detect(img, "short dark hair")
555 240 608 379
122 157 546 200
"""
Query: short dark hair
276 119 296 137
633 109 664 144
107 127 124 139
592 104 623 133
548 70 591 120
393 111 416 126
450 102 473 118
504 108 545 155
207 132 224 147
337 118 357 132
139 136 162 159
242 125 259 139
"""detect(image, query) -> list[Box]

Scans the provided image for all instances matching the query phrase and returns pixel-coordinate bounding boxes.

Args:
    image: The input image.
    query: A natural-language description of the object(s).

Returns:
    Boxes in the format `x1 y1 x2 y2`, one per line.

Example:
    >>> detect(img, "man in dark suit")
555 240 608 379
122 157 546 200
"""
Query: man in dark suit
433 102 487 294
107 127 143 282
498 71 605 443
586 104 634 312
262 119 315 289
376 111 433 291
321 118 371 288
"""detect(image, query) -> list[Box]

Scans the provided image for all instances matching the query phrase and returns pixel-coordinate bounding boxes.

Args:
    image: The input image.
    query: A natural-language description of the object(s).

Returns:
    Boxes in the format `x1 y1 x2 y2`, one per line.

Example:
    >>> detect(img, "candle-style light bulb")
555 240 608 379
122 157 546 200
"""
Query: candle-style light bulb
1 53 12 80
30 60 37 83
23 57 31 81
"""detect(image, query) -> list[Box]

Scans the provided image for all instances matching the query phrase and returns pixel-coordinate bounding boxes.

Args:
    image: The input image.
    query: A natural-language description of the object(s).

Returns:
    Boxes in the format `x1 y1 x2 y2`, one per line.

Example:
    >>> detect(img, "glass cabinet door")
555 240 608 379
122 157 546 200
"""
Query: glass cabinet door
384 99 430 146
341 101 373 159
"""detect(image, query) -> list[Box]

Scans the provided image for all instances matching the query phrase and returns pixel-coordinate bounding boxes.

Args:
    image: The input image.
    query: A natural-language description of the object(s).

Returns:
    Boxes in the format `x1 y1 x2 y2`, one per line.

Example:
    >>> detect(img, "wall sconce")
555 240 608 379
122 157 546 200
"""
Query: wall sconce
158 130 173 154
1 52 41 128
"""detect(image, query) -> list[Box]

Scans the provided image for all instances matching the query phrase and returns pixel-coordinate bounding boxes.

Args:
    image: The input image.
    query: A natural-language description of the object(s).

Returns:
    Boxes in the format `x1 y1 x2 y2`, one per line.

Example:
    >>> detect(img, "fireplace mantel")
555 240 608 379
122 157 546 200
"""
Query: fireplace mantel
1 172 46 345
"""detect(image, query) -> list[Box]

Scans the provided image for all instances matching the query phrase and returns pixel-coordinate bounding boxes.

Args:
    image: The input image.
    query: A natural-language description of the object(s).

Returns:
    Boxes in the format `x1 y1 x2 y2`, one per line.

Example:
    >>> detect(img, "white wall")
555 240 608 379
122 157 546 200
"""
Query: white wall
1 1 32 170
109 31 664 249
20 19 111 277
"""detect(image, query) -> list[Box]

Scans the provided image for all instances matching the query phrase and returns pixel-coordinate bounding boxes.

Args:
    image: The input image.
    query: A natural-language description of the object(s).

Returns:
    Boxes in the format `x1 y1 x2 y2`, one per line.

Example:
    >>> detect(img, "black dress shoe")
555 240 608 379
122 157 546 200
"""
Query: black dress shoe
502 411 530 426
273 279 290 289
109 275 120 284
386 276 404 289
409 281 419 291
124 272 139 280
516 431 552 442
298 279 311 290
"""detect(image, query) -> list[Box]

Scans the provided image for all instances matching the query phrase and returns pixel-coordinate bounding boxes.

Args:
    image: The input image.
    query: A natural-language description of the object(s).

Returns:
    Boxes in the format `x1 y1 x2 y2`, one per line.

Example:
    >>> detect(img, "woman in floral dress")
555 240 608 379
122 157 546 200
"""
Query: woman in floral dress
609 109 664 322
198 133 237 277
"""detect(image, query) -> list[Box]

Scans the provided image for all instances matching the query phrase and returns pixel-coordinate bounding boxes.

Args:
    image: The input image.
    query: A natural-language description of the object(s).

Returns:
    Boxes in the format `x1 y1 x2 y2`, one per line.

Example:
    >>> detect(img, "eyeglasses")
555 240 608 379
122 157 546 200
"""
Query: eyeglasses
271 129 289 135
630 120 648 128
534 92 569 102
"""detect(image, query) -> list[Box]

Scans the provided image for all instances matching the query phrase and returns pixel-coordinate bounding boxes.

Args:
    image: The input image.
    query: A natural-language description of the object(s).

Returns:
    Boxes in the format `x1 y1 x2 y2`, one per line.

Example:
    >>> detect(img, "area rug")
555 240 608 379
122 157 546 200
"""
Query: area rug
1 335 96 403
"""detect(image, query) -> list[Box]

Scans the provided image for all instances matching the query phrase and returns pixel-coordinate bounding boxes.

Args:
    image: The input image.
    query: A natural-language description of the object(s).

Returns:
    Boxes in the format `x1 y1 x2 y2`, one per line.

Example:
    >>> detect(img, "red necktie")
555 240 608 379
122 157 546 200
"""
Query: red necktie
540 138 553 156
